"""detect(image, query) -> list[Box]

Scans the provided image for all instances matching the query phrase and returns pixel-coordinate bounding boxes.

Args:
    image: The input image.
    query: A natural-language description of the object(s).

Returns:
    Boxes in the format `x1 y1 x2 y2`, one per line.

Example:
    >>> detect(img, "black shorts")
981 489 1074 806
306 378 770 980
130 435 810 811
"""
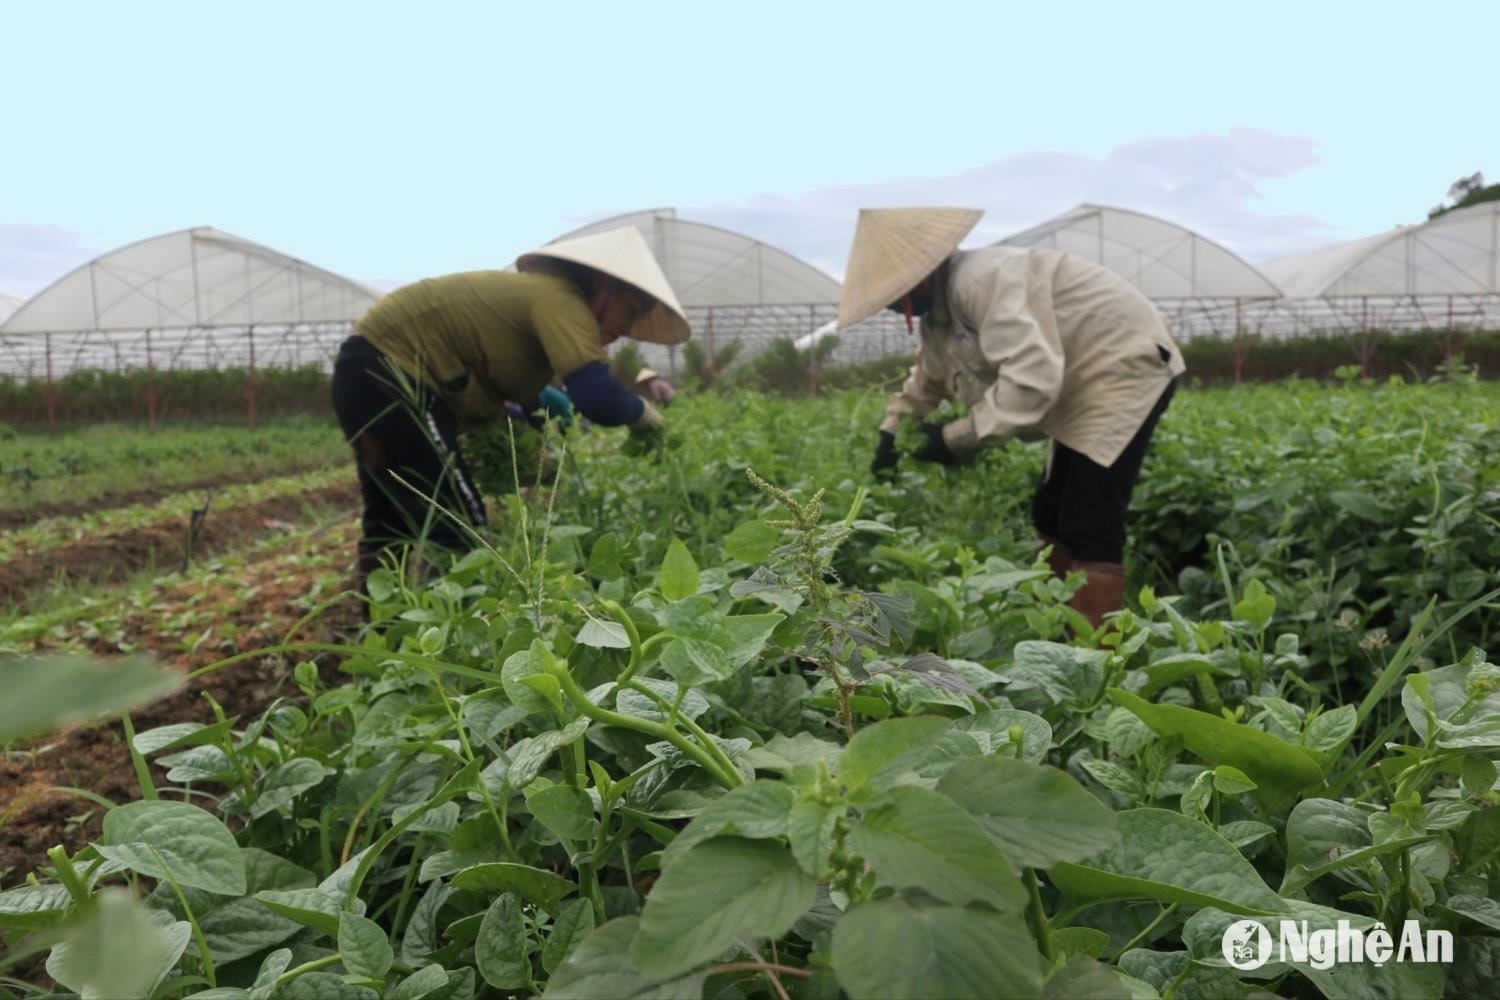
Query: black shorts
329 335 487 556
1031 380 1175 565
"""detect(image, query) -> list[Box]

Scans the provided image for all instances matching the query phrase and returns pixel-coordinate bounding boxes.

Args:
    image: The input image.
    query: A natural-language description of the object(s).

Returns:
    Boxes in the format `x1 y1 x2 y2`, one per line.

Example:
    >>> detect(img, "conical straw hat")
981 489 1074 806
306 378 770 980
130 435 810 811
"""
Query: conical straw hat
517 227 691 344
837 208 984 329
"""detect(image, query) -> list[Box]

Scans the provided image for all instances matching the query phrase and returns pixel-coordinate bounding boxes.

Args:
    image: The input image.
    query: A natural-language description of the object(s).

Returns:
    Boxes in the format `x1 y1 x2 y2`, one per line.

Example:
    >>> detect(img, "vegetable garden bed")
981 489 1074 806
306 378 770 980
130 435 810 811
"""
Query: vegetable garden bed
0 470 355 605
1 515 361 881
0 417 346 520
1 380 1497 999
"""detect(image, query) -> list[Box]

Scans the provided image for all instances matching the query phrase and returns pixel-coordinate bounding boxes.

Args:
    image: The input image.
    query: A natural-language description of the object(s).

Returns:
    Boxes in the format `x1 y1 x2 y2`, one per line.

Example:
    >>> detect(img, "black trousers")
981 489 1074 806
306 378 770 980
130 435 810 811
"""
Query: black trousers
329 335 487 559
1031 380 1175 565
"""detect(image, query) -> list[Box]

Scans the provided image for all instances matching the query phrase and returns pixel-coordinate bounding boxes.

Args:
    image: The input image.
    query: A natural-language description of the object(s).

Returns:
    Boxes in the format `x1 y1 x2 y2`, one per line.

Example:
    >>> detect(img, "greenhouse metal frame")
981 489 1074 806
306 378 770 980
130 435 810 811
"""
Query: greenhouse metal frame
996 203 1285 343
3 201 1498 423
0 226 378 426
539 208 855 375
1246 201 1500 344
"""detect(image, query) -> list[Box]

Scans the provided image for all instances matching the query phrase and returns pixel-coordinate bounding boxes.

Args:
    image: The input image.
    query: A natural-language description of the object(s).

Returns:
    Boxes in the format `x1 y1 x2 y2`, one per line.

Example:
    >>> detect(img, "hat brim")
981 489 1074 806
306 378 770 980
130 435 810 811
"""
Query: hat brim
517 248 692 345
836 208 983 330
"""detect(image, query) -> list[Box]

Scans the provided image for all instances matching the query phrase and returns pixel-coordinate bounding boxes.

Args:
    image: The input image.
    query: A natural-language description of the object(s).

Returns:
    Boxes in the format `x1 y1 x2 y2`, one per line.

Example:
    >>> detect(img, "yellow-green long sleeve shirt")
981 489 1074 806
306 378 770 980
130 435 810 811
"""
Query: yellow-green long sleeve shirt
356 270 607 425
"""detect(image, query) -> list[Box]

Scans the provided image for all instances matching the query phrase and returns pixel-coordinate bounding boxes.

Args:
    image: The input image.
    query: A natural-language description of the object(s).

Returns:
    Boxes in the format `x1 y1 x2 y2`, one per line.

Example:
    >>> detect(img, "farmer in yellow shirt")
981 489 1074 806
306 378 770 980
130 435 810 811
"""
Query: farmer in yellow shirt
331 227 689 594
840 208 1184 629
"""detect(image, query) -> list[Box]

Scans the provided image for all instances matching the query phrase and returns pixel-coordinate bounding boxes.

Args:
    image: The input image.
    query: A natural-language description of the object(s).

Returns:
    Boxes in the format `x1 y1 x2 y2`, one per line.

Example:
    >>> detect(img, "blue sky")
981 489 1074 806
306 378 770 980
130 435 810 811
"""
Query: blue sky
2 0 1496 297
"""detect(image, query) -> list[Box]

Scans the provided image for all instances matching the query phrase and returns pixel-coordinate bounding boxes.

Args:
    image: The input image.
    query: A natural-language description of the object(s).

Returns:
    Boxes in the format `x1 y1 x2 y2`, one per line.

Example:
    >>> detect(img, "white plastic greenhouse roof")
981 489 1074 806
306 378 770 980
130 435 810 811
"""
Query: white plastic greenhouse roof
545 208 840 307
0 293 22 324
0 227 379 335
1260 201 1500 298
998 203 1281 299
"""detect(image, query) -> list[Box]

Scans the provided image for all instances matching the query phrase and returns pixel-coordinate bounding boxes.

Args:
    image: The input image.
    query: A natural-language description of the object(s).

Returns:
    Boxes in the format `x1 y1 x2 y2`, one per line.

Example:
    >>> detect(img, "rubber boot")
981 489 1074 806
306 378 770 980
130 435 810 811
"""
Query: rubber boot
1069 561 1127 631
1038 534 1072 578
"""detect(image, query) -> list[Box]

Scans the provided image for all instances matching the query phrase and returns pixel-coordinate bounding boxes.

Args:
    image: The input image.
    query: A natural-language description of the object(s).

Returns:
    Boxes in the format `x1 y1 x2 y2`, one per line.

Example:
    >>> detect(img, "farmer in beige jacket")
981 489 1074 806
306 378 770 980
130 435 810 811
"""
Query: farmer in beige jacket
840 208 1185 628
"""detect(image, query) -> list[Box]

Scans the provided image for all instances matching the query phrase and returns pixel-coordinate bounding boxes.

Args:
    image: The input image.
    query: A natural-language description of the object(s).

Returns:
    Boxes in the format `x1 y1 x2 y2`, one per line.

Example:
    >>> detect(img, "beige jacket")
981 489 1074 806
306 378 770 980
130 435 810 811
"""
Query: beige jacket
880 246 1185 468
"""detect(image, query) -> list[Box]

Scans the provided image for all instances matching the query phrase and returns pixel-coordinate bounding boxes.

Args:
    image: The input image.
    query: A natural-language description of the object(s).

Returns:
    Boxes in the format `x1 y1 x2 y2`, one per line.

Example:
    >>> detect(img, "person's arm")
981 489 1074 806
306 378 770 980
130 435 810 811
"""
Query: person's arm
528 293 652 428
870 348 947 475
878 346 948 433
561 362 647 427
939 257 1064 456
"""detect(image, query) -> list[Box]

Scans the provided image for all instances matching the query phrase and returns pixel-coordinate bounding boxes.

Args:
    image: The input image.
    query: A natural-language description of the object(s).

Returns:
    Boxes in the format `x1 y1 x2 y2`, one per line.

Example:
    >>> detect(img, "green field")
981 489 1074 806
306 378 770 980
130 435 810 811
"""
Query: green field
3 378 1499 999
0 417 347 517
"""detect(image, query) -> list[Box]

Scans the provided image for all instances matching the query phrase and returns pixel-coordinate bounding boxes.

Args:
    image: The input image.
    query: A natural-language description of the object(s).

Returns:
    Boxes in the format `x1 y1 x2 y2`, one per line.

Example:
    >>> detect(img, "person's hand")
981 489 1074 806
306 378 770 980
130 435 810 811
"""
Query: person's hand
913 422 962 465
624 401 668 457
536 385 574 429
871 430 899 478
647 378 677 404
631 400 667 433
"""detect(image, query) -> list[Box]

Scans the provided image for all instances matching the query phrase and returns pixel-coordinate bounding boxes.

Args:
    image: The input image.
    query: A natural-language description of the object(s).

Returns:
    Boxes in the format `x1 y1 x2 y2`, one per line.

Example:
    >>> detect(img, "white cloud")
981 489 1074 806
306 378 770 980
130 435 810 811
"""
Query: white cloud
0 223 101 299
1 130 1341 305
677 128 1337 276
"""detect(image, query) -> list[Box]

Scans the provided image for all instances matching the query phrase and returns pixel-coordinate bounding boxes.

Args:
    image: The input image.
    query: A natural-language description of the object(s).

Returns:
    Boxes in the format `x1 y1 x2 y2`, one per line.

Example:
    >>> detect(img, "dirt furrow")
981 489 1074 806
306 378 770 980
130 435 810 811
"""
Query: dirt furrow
0 515 364 881
0 481 359 607
0 458 345 530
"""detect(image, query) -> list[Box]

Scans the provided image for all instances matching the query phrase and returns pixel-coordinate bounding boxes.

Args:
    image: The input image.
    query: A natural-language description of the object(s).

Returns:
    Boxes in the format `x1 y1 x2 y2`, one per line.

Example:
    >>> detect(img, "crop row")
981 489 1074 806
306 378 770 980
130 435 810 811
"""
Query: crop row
0 466 352 566
1 380 1497 999
0 514 356 658
0 416 347 517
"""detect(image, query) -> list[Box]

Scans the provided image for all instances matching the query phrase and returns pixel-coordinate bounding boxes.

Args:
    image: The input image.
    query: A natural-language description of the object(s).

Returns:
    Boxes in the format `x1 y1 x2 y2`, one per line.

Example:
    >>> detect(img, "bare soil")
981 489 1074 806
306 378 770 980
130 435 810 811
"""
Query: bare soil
0 459 343 531
0 516 363 883
0 481 359 607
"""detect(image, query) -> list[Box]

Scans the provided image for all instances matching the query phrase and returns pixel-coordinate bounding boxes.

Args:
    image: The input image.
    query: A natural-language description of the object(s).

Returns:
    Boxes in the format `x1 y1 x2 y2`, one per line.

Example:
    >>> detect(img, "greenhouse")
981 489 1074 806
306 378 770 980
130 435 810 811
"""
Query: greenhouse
1252 200 1500 336
0 227 378 383
0 292 22 325
537 209 910 374
808 204 1285 361
997 203 1282 337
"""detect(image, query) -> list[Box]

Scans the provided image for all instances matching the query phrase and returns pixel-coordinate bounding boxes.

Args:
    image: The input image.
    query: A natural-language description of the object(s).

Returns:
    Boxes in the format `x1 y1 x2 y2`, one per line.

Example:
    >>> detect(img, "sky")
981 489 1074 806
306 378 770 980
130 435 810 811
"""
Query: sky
2 0 1497 299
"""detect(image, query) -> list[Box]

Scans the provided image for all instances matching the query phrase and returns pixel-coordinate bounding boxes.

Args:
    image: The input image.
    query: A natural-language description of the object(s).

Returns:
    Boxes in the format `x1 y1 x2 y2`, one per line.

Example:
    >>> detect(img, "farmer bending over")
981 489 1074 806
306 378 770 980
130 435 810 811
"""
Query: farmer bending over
844 208 1183 628
634 367 677 405
331 227 689 596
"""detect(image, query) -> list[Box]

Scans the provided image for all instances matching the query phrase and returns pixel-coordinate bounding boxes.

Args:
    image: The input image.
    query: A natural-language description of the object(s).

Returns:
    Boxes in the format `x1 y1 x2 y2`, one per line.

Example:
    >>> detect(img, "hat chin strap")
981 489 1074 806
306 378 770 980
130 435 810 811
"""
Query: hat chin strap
902 294 914 335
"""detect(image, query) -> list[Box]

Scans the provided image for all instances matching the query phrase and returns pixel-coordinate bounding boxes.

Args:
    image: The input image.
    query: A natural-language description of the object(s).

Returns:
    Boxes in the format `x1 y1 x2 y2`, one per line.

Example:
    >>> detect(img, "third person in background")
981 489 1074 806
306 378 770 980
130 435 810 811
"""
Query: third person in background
841 207 1184 629
634 367 677 405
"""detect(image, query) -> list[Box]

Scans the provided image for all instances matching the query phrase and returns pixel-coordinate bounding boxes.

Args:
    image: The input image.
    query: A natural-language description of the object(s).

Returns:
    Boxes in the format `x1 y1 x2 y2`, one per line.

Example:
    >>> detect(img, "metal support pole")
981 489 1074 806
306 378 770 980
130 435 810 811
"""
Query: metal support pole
246 325 257 429
1360 298 1370 378
808 304 820 395
1444 294 1458 371
706 308 716 384
145 328 158 429
44 332 58 432
1233 299 1244 385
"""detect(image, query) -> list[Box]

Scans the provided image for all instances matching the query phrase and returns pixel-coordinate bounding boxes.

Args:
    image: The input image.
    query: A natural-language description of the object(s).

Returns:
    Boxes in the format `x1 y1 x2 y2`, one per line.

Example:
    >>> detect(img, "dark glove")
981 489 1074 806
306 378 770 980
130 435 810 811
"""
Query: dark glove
871 430 899 478
913 422 961 465
622 423 664 458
